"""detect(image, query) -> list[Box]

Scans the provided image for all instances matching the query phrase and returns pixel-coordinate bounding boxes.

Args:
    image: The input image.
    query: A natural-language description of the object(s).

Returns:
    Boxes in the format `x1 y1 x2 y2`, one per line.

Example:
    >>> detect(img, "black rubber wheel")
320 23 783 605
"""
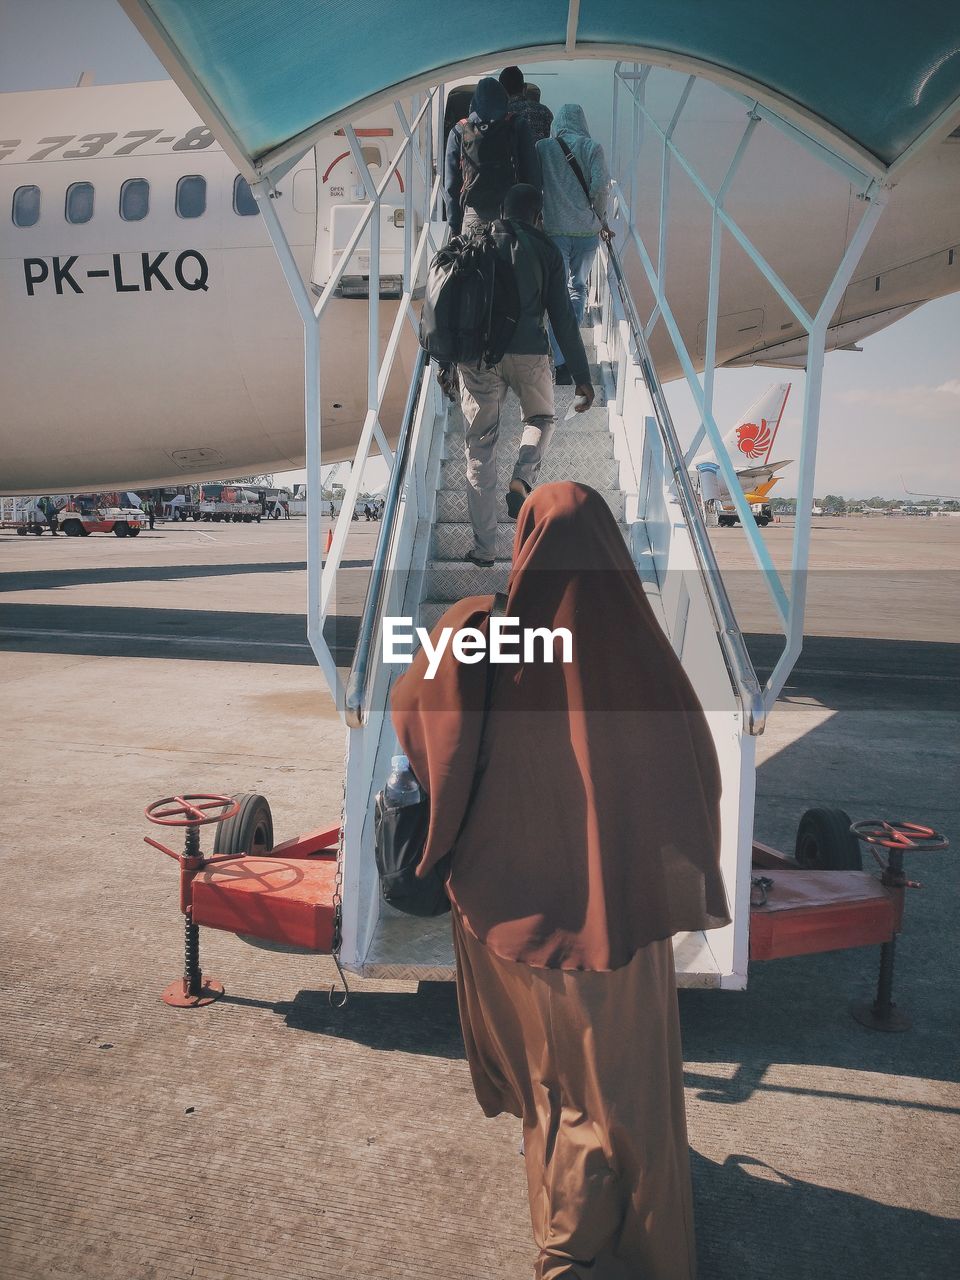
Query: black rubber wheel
63 520 83 537
795 807 863 870
128 526 140 537
756 516 770 527
16 526 26 536
31 524 44 535
113 522 129 537
213 792 274 858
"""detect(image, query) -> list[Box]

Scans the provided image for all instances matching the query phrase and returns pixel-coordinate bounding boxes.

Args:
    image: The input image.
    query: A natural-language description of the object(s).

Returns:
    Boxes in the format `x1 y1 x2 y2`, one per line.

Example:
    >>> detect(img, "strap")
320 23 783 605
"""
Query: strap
556 137 599 223
491 591 508 617
508 220 545 301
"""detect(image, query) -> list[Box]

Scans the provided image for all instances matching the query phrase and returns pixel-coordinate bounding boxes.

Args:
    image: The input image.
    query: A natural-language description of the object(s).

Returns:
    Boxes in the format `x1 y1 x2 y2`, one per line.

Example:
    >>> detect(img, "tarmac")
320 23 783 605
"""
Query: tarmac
1 514 958 1279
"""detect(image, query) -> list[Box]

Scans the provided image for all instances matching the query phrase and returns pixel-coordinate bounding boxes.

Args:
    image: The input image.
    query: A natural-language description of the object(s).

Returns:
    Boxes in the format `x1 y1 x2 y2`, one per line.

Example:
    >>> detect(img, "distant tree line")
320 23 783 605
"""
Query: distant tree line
772 495 959 513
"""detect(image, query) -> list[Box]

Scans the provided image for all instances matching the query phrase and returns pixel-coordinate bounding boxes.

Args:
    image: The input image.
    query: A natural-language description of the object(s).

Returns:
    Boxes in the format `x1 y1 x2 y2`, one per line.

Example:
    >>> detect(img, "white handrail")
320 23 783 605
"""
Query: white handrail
604 244 766 736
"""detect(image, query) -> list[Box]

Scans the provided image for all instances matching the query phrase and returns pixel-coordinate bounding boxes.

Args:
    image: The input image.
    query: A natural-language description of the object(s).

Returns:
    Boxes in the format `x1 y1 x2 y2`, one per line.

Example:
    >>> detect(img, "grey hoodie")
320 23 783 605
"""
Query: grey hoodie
536 104 610 238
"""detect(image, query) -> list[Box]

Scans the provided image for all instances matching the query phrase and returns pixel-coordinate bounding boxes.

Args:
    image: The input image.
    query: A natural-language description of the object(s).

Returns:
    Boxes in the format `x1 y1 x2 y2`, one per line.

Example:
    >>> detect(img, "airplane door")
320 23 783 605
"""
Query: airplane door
310 138 408 295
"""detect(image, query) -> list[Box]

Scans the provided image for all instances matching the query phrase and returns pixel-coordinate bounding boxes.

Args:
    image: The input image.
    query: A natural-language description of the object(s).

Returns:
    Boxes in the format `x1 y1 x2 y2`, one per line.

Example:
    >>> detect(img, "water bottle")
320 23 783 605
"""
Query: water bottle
384 753 421 807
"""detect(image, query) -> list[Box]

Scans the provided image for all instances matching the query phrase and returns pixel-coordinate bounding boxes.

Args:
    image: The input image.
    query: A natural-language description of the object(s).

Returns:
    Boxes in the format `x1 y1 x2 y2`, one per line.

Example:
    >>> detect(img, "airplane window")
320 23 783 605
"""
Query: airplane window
176 174 206 219
65 181 94 224
233 174 259 216
120 178 149 221
12 184 41 227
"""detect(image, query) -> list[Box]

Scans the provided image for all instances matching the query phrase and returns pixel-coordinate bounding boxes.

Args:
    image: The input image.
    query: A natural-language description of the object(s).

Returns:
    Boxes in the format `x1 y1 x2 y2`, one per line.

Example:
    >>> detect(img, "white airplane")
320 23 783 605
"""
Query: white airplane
0 78 417 494
693 382 792 520
1 72 959 495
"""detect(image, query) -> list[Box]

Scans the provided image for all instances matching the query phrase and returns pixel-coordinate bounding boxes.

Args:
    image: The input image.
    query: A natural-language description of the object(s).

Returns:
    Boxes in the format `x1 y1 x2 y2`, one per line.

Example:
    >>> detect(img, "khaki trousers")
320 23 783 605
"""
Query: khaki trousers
452 910 697 1280
457 353 556 559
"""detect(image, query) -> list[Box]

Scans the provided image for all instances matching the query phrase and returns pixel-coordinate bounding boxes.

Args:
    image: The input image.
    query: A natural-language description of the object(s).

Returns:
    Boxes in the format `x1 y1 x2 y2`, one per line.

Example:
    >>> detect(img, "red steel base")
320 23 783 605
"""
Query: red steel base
161 976 225 1008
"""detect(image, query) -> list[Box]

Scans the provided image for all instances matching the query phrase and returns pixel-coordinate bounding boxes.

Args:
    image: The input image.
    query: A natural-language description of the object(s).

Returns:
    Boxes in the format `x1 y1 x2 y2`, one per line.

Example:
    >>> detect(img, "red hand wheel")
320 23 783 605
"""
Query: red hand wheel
850 819 948 853
146 794 240 827
848 819 948 1032
145 794 240 1008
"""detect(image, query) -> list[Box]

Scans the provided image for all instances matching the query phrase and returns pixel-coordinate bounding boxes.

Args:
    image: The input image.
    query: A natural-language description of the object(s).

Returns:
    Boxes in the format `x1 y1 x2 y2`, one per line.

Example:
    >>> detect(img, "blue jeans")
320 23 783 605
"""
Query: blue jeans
548 234 599 366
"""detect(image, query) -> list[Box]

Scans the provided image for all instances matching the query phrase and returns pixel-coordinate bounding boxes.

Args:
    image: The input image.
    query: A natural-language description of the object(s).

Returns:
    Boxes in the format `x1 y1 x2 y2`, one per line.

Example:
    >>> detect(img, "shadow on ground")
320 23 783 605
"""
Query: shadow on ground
692 1149 960 1279
0 602 361 667
219 978 959 1276
746 632 960 711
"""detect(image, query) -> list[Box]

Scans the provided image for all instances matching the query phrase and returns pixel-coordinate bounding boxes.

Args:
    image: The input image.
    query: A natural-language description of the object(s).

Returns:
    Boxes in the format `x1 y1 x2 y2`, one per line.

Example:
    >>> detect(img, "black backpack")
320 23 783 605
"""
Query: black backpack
374 593 507 918
419 223 521 367
459 115 518 213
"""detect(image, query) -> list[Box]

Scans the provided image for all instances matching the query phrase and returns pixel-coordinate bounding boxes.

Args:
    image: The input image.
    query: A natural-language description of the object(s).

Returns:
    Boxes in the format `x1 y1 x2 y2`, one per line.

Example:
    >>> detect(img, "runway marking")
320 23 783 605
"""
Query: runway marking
0 626 311 651
0 628 954 682
782 665 959 684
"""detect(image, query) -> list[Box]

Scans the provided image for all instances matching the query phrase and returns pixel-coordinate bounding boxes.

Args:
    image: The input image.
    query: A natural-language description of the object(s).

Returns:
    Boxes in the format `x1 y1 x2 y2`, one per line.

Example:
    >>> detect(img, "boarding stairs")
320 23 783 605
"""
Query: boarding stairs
341 281 757 988
241 71 896 999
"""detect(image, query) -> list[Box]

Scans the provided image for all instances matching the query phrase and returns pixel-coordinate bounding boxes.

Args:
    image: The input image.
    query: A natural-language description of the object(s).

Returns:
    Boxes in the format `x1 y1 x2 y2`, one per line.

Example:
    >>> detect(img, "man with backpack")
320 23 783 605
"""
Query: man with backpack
537 104 613 384
426 184 595 567
443 77 541 237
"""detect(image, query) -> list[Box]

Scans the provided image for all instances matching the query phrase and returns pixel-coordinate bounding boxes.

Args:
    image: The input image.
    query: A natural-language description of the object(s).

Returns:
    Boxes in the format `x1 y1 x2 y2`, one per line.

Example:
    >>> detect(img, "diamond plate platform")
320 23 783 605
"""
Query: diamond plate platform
360 916 721 987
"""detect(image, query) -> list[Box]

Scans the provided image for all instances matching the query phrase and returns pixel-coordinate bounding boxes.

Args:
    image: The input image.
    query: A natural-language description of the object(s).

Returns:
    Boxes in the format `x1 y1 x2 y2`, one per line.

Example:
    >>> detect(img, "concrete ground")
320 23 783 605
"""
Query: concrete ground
1 516 958 1279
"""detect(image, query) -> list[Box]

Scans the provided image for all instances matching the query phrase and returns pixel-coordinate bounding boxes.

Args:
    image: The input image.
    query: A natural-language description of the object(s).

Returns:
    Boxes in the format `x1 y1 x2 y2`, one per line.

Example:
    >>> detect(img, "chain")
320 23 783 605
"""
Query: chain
750 875 774 908
328 776 349 1007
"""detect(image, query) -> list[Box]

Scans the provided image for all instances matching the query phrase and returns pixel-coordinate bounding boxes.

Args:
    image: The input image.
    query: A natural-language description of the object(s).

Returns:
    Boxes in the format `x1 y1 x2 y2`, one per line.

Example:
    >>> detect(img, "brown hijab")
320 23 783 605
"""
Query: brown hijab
391 481 729 970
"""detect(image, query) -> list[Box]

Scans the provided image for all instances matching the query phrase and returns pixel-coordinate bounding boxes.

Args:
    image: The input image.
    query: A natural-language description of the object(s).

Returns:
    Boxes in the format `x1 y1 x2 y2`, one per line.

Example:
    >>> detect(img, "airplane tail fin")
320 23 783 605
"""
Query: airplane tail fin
726 382 791 465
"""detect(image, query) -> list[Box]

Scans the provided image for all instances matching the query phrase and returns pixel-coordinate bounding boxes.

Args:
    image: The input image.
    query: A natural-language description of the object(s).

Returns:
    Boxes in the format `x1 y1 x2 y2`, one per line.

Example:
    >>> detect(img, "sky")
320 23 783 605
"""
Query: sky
3 0 958 499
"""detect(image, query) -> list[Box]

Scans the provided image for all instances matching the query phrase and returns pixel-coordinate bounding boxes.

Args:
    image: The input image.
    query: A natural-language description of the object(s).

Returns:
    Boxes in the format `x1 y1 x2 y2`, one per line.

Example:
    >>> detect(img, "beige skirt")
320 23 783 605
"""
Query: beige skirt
452 910 696 1280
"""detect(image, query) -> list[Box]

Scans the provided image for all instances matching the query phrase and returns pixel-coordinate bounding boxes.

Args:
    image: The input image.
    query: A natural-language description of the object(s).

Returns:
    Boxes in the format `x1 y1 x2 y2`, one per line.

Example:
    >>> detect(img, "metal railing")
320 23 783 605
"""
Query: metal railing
609 61 886 715
604 243 767 736
344 348 428 727
253 87 445 704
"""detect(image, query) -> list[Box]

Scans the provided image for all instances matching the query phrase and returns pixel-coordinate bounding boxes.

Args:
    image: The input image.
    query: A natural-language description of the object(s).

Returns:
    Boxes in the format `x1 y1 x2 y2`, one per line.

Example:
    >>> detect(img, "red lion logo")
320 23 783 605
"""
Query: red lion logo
735 418 772 460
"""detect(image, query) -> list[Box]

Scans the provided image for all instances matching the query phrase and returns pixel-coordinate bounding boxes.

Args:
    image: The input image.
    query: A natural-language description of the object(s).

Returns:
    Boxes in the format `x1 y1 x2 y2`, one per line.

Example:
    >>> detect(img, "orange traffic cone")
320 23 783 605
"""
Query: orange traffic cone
324 526 333 553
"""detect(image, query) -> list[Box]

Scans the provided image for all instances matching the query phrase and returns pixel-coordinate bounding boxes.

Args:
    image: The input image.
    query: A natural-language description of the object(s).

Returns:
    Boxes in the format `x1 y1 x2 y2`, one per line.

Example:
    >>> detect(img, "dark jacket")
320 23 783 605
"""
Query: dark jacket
443 78 541 234
492 218 591 386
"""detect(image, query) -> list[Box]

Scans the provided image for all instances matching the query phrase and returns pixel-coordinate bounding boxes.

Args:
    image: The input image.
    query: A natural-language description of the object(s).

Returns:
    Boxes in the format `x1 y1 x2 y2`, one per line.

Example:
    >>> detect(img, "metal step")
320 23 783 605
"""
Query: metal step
435 485 625 524
443 380 608 438
439 440 619 493
432 518 630 562
425 561 512 601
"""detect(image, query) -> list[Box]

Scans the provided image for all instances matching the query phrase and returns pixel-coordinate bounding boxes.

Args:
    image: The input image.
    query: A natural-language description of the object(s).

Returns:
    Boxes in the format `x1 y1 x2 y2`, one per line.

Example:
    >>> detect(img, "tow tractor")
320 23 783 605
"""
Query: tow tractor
58 493 148 537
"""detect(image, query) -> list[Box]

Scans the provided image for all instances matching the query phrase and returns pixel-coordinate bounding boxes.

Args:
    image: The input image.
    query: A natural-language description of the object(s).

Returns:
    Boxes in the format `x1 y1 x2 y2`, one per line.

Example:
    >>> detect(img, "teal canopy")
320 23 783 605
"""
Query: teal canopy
121 0 960 178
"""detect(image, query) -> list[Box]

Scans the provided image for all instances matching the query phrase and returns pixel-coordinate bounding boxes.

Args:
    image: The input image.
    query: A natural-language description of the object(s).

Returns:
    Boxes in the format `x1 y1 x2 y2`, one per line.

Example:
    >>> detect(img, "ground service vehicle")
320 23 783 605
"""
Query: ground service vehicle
58 493 148 537
195 485 262 522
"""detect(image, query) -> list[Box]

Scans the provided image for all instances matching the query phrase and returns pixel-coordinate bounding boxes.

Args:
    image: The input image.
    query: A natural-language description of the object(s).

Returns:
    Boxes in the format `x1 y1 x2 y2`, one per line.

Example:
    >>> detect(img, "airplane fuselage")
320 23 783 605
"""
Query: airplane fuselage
1 74 958 494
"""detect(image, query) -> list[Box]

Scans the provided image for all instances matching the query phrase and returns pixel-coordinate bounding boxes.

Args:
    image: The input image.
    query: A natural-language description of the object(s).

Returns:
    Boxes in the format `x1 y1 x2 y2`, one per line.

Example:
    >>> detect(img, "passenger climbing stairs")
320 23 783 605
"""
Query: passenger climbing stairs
420 335 635 634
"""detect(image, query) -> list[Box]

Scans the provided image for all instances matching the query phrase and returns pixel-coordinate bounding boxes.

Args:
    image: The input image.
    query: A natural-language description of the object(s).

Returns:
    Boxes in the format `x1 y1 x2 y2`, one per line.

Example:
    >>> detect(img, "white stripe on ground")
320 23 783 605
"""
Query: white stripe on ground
0 626 310 650
0 629 955 680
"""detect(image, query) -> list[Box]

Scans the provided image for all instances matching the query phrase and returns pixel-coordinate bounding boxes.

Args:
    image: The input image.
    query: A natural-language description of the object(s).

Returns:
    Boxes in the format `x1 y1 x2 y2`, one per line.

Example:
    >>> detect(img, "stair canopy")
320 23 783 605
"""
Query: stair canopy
121 1 960 182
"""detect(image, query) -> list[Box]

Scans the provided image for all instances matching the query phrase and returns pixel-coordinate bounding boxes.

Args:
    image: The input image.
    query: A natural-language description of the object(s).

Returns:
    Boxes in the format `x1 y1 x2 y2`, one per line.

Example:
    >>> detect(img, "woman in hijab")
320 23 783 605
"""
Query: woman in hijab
391 481 729 1279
